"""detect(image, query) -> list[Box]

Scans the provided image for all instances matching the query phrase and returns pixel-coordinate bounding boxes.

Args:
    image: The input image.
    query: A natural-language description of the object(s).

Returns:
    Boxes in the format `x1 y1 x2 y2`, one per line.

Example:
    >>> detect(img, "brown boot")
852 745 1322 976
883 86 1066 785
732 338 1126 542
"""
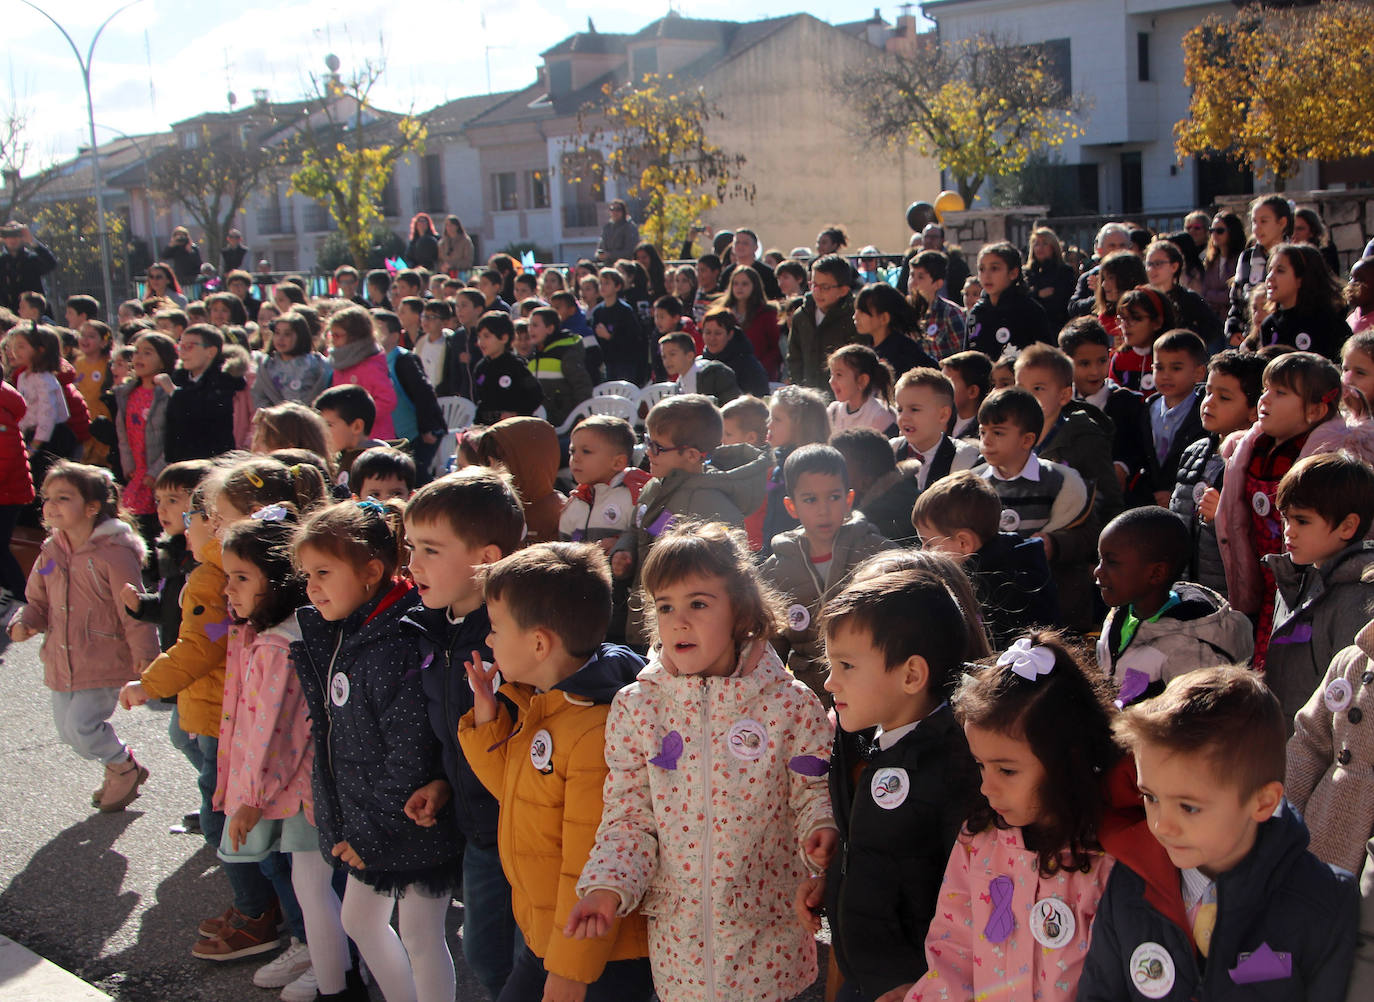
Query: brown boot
98 753 149 812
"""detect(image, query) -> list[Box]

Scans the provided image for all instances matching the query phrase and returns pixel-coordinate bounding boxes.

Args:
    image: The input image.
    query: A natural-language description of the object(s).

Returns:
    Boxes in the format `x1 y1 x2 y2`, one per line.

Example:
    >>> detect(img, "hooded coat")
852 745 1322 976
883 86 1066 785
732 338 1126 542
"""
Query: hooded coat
0 381 34 506
164 362 247 462
1095 582 1255 706
1037 399 1124 522
615 444 770 645
114 379 170 484
576 642 835 1002
458 644 650 985
788 291 859 391
1264 542 1374 725
15 518 159 690
966 284 1052 357
1288 620 1374 874
483 417 564 545
329 342 398 440
761 516 895 698
292 581 458 893
1216 417 1374 615
704 332 770 399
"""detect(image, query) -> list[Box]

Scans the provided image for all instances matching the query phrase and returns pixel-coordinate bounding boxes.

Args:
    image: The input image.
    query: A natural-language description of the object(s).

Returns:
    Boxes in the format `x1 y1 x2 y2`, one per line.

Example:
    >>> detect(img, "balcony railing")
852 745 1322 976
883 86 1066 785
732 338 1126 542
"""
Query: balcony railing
256 207 294 235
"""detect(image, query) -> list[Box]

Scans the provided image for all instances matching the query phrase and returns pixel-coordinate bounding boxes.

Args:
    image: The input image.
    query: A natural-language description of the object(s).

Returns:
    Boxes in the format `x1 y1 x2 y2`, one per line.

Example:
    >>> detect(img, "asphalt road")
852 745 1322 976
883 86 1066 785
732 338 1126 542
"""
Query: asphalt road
0 634 829 1002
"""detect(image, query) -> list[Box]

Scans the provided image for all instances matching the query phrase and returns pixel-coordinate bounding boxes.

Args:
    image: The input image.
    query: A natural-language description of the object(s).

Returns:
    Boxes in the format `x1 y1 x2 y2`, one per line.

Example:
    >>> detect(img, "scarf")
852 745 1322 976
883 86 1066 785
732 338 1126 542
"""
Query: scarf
329 337 380 371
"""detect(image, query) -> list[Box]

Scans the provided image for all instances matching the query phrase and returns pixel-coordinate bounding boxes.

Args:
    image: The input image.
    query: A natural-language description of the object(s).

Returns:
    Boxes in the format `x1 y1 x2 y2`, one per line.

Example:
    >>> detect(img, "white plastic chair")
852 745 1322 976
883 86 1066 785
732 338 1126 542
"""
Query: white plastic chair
638 381 678 410
594 379 640 399
555 394 638 435
768 381 786 395
432 396 478 476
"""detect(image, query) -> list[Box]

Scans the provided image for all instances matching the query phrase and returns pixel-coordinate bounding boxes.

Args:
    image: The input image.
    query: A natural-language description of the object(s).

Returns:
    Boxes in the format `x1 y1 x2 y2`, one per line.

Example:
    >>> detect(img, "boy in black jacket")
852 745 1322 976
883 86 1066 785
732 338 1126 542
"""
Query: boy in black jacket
912 470 1059 646
1132 329 1209 507
471 311 543 426
1082 666 1357 1002
795 570 977 1002
160 324 245 462
400 468 527 1000
1059 316 1150 487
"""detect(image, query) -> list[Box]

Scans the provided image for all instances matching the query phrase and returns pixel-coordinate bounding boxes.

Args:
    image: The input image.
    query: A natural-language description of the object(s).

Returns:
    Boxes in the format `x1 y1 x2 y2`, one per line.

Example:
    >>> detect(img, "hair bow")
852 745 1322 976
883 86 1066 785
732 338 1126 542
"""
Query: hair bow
288 464 302 479
244 470 265 488
252 504 289 522
356 498 385 514
997 637 1055 682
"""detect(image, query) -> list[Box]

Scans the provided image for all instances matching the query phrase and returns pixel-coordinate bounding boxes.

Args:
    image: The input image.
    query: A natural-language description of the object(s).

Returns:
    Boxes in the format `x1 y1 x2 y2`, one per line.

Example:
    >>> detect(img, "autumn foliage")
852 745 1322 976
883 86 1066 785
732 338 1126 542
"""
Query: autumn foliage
1175 1 1374 185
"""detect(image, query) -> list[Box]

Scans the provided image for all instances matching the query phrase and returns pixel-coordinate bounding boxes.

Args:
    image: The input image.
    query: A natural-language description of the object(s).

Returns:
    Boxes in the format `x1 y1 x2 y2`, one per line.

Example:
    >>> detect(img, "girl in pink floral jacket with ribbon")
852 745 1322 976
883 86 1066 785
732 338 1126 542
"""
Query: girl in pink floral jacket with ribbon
567 522 837 1002
907 633 1121 1002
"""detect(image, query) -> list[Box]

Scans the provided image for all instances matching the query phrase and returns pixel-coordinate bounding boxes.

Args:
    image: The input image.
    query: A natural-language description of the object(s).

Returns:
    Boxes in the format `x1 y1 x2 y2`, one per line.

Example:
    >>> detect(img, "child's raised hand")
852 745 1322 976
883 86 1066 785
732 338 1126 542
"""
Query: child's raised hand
118 681 149 710
403 779 451 827
153 372 175 394
563 889 619 940
465 650 500 723
332 840 365 869
804 826 839 871
1198 487 1220 523
227 804 262 850
120 582 141 613
793 874 825 934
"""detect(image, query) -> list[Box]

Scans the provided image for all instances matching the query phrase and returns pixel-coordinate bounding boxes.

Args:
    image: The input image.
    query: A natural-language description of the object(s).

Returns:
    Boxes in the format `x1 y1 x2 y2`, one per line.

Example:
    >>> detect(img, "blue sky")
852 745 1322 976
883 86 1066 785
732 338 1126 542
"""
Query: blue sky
9 0 930 167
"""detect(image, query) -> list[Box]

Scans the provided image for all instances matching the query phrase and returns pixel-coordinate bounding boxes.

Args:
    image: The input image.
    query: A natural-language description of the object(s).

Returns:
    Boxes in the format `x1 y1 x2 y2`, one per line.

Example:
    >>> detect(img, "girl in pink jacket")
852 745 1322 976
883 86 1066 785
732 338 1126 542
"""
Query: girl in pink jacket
7 461 160 813
568 522 837 1002
212 509 352 996
907 633 1120 1002
327 306 397 440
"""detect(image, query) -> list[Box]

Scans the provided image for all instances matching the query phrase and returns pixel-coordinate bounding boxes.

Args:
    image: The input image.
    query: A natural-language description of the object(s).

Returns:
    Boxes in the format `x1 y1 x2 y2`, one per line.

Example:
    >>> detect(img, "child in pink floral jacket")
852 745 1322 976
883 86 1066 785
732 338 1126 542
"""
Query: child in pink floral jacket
567 523 837 1002
908 633 1121 1002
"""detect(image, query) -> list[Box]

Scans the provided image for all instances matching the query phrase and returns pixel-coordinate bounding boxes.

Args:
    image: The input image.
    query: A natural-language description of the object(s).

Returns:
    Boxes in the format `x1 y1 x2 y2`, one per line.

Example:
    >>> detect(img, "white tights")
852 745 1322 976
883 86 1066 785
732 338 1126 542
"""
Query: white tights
340 874 454 1002
290 850 351 995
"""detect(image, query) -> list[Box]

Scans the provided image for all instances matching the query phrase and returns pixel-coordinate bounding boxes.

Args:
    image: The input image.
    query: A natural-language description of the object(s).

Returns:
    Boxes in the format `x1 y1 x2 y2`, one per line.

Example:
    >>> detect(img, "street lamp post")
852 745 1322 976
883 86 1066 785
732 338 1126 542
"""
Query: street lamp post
20 0 144 322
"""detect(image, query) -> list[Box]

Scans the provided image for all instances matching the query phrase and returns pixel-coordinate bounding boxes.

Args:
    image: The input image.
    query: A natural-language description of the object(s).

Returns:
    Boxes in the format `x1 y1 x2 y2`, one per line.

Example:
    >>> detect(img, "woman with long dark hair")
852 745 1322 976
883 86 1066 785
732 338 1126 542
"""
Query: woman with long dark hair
404 213 439 271
634 242 668 299
1201 210 1245 321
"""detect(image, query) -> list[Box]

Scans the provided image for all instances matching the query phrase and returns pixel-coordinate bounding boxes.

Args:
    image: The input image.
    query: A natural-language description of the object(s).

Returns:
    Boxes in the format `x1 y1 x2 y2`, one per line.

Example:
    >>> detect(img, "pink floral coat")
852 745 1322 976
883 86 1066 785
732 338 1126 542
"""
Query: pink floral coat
576 642 835 1002
213 615 314 824
907 827 1114 1002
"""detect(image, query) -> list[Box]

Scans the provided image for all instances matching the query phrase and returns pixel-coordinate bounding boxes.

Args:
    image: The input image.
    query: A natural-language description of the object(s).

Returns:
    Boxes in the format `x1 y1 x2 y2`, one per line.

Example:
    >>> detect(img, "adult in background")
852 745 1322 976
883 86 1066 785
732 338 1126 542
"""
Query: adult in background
787 254 857 391
1200 211 1245 322
160 226 203 288
1024 227 1077 329
437 215 475 275
220 228 248 273
0 220 57 314
721 262 782 380
404 213 440 271
815 225 848 258
596 199 639 264
921 223 969 298
720 228 781 300
1068 222 1132 317
1183 210 1211 254
1293 207 1342 278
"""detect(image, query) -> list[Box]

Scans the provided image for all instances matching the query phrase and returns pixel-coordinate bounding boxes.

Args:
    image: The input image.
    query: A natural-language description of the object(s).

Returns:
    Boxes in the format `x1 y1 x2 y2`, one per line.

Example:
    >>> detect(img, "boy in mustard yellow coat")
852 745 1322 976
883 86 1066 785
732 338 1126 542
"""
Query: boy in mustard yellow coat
458 542 651 1001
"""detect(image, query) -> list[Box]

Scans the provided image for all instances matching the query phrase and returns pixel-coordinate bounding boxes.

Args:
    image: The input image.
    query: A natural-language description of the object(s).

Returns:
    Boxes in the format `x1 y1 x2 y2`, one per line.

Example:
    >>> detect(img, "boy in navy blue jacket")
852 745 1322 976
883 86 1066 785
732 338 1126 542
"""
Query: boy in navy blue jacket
1081 666 1357 1002
795 569 977 1002
471 311 543 426
400 467 527 1000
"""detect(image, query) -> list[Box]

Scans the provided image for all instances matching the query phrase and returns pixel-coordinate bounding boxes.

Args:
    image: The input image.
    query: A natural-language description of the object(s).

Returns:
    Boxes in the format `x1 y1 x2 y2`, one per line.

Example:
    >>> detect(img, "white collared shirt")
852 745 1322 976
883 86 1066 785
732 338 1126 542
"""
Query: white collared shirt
985 452 1041 483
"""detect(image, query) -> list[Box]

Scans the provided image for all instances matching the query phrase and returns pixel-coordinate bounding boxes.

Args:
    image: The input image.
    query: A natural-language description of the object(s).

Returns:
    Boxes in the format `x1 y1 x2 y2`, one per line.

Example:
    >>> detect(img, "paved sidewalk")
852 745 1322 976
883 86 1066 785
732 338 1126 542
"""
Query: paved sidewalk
0 933 112 1000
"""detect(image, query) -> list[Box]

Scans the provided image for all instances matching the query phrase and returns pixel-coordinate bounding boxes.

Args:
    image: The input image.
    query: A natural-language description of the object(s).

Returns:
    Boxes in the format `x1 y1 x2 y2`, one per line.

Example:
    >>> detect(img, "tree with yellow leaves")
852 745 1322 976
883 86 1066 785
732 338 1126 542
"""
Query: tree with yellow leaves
286 60 427 268
1175 1 1374 186
576 74 752 253
837 33 1085 205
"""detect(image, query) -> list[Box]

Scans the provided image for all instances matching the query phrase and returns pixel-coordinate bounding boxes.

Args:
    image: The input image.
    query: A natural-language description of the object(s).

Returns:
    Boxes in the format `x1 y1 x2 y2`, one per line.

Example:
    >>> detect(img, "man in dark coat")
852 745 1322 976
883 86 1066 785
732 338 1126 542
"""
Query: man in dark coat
0 221 57 314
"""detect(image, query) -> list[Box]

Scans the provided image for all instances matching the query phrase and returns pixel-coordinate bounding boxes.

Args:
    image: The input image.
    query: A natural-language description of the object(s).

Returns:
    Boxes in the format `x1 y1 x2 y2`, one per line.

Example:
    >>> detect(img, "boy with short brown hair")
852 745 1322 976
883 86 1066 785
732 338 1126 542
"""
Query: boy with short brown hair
1080 666 1357 1002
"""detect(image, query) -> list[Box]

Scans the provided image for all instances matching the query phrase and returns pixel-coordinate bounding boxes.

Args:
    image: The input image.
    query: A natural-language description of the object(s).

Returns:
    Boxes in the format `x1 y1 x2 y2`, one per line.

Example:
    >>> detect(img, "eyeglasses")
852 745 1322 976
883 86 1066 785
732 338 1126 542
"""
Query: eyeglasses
644 437 691 457
1211 227 1227 234
182 509 206 529
812 282 841 293
1145 259 1171 269
177 340 204 350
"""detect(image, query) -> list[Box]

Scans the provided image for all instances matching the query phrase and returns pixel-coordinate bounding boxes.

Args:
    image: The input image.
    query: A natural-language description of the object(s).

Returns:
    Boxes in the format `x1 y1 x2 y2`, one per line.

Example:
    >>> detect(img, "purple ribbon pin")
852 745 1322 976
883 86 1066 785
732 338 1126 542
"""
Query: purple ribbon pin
984 875 1015 943
204 616 232 642
788 755 830 777
649 730 683 770
645 509 674 537
1116 668 1150 707
1271 623 1313 645
1229 943 1292 984
36 558 56 576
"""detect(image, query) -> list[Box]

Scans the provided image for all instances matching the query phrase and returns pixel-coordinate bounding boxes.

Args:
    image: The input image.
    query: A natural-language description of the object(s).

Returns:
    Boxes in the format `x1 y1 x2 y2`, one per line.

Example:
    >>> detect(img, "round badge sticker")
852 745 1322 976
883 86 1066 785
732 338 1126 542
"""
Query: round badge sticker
999 508 1022 532
636 503 648 526
1325 677 1354 713
726 718 768 761
602 503 620 524
1295 333 1312 350
330 671 350 707
870 767 910 809
1029 896 1076 950
499 374 512 388
91 370 101 383
1192 482 1208 505
290 378 302 391
927 322 939 336
1252 491 1271 517
787 603 811 632
529 729 554 774
1130 942 1176 999
1141 373 1155 391
995 326 1011 344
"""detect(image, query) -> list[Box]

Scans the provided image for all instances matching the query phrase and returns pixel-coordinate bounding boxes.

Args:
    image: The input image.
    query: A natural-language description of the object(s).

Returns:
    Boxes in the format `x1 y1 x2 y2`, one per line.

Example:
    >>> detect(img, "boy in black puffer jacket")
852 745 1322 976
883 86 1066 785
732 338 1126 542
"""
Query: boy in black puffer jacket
797 571 977 1002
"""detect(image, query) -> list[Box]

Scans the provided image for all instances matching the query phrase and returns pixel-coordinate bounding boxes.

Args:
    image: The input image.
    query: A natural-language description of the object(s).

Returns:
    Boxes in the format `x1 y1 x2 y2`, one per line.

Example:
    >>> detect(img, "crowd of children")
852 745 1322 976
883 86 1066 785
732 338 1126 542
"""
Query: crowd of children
5 197 1374 1002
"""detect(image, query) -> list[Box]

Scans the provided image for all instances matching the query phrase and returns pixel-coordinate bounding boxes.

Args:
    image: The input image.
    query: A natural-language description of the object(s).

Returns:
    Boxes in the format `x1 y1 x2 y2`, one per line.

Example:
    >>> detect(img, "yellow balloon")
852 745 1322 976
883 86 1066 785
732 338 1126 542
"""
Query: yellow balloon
934 190 966 224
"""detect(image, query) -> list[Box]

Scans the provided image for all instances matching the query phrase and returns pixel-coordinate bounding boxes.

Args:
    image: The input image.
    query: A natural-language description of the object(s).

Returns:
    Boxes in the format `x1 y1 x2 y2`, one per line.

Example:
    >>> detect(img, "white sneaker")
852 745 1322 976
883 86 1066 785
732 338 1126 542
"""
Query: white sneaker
253 938 311 989
279 965 318 1002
